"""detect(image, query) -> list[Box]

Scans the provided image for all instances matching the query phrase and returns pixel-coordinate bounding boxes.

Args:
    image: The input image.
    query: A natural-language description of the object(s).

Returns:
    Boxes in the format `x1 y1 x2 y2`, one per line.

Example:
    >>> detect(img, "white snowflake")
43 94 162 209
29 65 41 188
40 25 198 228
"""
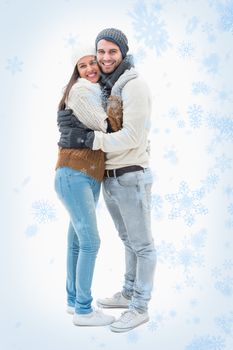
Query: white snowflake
165 182 208 226
128 0 171 55
32 200 57 224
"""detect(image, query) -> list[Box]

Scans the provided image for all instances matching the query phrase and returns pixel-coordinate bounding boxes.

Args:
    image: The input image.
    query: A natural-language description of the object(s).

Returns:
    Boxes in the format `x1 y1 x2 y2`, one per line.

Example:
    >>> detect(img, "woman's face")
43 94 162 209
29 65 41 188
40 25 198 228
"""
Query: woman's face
77 55 100 83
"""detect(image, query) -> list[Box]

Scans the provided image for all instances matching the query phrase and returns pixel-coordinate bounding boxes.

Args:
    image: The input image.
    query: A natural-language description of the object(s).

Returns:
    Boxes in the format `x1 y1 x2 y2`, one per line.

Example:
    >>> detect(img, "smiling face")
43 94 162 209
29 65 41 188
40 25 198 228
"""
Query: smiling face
77 55 100 83
96 39 123 74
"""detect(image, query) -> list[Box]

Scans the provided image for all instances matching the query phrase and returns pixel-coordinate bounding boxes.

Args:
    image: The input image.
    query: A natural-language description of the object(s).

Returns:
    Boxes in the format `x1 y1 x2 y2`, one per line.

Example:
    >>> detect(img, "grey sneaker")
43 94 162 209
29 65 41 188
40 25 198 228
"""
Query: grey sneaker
97 292 131 308
73 309 115 326
110 309 149 333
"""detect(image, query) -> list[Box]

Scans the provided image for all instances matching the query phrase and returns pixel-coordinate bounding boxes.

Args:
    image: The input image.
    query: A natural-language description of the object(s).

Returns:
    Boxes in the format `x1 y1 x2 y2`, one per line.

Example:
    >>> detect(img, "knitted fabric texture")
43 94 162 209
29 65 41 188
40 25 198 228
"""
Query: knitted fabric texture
55 148 105 182
56 78 123 181
95 28 129 58
67 78 107 131
71 45 96 67
111 68 138 96
99 55 134 108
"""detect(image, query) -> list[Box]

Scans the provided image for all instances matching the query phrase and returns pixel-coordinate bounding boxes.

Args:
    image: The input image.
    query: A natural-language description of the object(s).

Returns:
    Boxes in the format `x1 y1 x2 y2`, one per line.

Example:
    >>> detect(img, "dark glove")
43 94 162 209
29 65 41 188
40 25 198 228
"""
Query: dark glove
57 109 76 128
58 127 94 149
57 109 91 131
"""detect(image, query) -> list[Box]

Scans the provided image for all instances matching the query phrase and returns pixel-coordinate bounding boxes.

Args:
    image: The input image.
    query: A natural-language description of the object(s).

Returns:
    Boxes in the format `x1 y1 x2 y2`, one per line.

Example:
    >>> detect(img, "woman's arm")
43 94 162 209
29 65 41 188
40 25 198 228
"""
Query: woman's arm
67 80 108 132
66 78 123 133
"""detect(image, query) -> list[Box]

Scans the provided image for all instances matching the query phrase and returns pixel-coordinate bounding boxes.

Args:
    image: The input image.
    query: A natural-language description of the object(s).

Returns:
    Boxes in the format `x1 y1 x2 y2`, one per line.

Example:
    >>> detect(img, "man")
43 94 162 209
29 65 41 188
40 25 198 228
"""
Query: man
58 28 156 333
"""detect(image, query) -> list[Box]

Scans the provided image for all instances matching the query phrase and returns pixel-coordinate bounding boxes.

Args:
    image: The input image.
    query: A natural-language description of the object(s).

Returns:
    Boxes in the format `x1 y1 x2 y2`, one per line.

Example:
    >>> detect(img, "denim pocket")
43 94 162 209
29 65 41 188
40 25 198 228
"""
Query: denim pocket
141 182 152 211
117 171 141 187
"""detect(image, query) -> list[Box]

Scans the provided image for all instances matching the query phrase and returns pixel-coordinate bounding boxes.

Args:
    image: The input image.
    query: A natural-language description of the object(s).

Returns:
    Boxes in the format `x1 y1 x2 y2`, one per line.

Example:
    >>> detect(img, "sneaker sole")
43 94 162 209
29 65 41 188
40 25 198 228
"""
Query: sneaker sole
110 317 149 333
97 302 129 309
73 320 115 327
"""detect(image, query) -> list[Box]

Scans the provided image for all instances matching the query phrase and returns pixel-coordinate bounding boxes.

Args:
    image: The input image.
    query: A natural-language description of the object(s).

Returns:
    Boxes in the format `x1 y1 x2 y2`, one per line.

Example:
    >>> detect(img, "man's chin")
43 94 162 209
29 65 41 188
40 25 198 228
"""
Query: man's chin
101 66 115 74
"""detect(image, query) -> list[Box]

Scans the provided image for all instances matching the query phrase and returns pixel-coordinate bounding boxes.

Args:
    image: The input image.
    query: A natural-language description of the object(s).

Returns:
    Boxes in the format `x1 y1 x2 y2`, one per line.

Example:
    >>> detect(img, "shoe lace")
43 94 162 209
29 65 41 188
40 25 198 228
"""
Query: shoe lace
119 310 138 323
113 292 122 300
94 308 106 318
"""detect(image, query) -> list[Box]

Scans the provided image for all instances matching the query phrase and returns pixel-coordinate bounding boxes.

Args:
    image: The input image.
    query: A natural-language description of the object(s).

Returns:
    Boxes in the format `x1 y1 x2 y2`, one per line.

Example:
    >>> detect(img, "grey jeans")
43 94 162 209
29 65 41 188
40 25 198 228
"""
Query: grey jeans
102 168 156 312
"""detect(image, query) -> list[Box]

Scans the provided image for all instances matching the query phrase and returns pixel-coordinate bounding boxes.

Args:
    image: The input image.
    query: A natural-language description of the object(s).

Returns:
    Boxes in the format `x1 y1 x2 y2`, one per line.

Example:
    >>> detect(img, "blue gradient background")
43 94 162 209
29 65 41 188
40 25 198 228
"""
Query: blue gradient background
1 0 233 349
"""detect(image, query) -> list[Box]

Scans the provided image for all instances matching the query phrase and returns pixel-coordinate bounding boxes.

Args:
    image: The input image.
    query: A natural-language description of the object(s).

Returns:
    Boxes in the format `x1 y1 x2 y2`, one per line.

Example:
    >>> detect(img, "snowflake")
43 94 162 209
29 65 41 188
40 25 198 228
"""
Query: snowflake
212 262 233 296
228 203 233 215
169 309 177 318
185 334 225 350
177 119 186 128
192 81 211 95
216 0 233 32
133 47 146 65
151 193 163 210
211 267 222 279
166 106 180 120
224 186 233 197
215 277 233 296
202 53 220 74
215 311 233 336
201 22 216 42
177 248 199 270
158 229 206 277
176 242 204 272
147 320 158 332
206 113 233 142
223 259 233 270
6 56 23 75
164 149 178 165
190 229 207 249
225 219 233 229
178 41 195 59
165 181 208 226
217 89 233 103
188 104 204 128
25 224 38 237
214 154 232 172
32 200 57 224
157 241 176 266
186 16 200 34
151 193 164 220
126 330 140 343
201 172 219 194
64 33 78 47
128 0 171 55
190 299 198 307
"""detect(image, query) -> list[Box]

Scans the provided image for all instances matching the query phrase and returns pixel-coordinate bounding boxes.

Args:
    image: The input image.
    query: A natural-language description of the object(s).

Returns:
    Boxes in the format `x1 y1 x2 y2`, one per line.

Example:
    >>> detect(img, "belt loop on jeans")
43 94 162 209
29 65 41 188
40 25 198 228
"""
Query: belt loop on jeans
105 169 117 178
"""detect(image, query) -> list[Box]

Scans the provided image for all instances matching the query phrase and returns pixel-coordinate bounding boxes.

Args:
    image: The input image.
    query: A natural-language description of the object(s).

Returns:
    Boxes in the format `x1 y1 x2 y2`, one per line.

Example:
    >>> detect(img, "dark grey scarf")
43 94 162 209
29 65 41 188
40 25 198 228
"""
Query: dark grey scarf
99 55 134 101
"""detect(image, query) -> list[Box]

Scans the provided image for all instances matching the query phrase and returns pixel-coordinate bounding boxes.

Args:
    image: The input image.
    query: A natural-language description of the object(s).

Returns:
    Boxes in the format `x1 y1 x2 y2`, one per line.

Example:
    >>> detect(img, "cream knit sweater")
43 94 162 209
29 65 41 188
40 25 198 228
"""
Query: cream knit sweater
93 76 151 170
66 78 107 132
56 69 138 180
66 68 138 131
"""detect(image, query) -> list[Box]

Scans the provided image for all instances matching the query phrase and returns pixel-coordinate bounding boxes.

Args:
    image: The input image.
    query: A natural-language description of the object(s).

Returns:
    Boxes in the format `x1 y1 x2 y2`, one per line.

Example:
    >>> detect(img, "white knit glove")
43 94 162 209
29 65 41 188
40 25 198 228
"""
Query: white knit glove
111 68 138 96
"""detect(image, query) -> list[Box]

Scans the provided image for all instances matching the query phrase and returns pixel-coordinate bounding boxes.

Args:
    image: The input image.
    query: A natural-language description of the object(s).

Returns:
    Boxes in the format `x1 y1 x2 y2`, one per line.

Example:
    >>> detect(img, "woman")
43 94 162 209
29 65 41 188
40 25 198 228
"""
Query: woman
55 45 136 327
55 45 118 327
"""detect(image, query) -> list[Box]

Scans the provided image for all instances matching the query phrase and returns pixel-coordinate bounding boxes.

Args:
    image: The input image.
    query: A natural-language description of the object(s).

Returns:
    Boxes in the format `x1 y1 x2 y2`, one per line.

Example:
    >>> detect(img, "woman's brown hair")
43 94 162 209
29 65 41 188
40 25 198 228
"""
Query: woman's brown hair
58 65 79 110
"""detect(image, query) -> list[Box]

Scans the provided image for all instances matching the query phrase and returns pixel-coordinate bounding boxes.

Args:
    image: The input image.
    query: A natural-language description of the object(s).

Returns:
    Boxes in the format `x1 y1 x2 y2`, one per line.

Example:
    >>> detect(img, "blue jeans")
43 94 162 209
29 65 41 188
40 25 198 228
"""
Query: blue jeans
103 168 156 313
55 167 101 314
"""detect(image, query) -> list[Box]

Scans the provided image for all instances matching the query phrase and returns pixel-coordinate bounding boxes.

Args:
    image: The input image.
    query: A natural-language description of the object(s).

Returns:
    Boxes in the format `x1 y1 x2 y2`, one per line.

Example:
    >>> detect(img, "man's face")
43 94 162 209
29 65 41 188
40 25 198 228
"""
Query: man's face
96 39 123 74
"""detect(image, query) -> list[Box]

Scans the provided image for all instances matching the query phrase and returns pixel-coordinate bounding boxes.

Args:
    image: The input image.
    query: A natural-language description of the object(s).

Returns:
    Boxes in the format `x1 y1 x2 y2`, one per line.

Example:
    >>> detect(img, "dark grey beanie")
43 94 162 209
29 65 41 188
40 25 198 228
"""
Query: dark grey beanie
95 28 129 58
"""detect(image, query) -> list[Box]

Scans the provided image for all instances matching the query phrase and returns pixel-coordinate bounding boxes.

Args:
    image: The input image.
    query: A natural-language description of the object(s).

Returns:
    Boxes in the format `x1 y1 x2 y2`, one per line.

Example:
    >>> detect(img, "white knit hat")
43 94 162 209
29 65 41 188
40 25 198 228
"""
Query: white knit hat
71 44 96 67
